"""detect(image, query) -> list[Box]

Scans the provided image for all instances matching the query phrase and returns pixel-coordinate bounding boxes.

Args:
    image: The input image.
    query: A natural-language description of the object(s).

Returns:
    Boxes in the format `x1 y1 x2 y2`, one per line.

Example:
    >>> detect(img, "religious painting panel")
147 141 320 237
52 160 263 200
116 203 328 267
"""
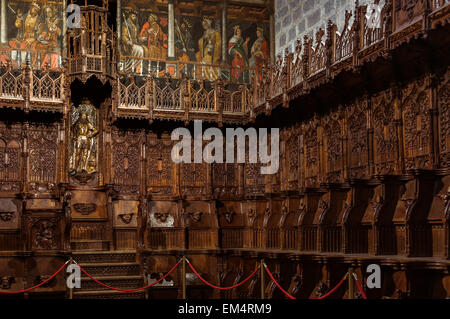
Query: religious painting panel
0 0 63 70
119 0 168 75
226 20 269 83
175 14 222 81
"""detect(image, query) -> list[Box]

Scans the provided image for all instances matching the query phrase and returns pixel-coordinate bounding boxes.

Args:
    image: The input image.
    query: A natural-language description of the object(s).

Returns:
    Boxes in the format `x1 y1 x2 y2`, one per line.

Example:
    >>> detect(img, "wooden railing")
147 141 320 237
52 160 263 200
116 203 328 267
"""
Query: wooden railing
0 63 64 107
119 56 257 85
0 48 62 71
116 76 249 120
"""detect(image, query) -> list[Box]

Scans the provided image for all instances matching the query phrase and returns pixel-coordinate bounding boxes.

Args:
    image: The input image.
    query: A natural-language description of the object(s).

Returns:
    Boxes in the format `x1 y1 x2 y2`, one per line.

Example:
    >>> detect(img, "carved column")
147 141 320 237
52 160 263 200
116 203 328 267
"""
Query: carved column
430 74 440 168
117 0 121 42
21 123 29 194
63 0 67 58
394 86 404 173
367 95 375 176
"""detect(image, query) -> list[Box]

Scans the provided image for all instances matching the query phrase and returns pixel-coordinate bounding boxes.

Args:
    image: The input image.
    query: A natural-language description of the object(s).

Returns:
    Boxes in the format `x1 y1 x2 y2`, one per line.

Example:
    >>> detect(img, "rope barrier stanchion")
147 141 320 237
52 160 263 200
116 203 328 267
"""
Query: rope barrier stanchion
316 273 348 300
260 259 265 299
186 258 259 291
353 273 367 299
182 256 186 299
263 263 296 300
348 268 354 299
0 260 69 294
77 258 182 292
68 256 73 300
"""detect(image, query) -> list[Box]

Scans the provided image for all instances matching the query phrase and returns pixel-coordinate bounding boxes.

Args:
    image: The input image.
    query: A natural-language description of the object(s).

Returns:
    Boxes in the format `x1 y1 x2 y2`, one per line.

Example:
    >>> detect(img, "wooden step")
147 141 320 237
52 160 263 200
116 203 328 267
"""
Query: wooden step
71 240 110 251
73 289 145 299
79 275 144 291
78 262 140 276
73 250 137 263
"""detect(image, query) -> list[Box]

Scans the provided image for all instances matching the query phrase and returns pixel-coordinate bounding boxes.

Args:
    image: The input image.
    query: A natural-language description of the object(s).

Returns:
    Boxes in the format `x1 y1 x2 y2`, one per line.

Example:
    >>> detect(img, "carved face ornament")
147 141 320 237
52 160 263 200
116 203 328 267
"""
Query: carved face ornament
154 212 169 223
0 211 14 222
1 276 14 289
187 211 202 223
118 213 134 224
223 211 235 224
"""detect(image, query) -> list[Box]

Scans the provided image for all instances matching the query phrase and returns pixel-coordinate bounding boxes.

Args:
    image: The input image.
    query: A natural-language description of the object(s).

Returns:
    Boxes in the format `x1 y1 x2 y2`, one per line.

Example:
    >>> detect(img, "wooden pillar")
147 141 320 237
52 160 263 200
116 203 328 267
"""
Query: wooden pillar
168 0 175 59
1 0 8 44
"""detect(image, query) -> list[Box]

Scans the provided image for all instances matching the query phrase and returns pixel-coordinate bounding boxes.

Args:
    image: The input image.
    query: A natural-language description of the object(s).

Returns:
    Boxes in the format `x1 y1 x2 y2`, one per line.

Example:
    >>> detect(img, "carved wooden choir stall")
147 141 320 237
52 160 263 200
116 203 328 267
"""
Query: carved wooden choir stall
0 0 449 299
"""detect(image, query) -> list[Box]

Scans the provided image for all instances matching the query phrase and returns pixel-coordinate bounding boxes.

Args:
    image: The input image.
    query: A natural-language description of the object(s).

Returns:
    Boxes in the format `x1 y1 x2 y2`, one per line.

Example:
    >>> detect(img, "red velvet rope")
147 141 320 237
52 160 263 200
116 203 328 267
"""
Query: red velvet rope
353 274 368 299
0 261 69 294
77 259 181 292
187 260 259 291
263 264 296 299
316 275 347 300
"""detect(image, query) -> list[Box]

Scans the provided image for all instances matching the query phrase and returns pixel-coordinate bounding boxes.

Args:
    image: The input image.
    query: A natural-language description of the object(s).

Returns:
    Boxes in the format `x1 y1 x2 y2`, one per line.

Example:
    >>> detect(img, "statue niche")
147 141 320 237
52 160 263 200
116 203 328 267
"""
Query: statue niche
69 99 99 183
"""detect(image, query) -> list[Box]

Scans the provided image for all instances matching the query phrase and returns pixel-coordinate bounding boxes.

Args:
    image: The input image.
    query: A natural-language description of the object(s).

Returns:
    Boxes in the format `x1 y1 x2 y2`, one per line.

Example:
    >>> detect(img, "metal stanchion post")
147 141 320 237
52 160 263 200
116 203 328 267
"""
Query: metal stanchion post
348 267 354 299
182 256 186 299
69 256 73 300
260 259 265 299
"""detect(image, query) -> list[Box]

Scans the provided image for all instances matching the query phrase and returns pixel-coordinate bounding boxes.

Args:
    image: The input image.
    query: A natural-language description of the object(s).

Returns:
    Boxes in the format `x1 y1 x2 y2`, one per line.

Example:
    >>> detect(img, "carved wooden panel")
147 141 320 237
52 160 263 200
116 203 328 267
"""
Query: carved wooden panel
402 80 433 170
244 160 265 195
212 163 239 197
28 124 58 191
147 136 174 195
302 118 320 187
0 124 22 192
112 130 142 194
394 0 426 29
372 90 398 175
322 111 344 183
181 163 207 196
347 100 369 179
285 126 301 191
439 76 450 168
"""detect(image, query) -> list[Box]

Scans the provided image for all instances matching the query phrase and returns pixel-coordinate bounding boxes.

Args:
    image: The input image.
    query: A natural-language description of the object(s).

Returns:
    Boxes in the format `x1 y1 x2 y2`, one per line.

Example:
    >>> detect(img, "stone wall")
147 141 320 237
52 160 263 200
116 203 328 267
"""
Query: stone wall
275 0 371 55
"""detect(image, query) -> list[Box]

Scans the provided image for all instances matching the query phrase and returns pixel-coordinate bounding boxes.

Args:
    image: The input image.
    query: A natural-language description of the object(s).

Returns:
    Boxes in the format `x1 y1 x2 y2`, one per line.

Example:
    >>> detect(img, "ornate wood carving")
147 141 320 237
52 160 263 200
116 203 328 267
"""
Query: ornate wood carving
28 124 58 190
112 129 142 194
